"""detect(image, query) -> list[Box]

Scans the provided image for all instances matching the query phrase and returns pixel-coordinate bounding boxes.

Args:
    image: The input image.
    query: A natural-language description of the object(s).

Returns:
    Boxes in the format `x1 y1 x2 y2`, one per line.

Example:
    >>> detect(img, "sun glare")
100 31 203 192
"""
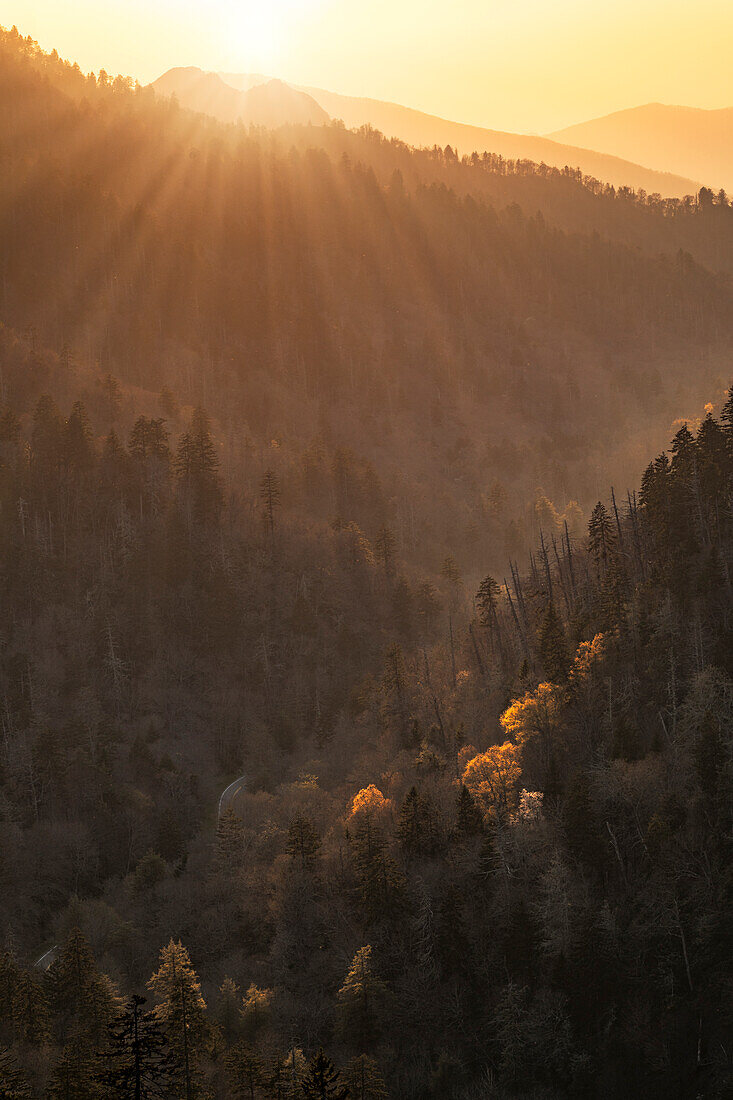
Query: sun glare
222 0 320 69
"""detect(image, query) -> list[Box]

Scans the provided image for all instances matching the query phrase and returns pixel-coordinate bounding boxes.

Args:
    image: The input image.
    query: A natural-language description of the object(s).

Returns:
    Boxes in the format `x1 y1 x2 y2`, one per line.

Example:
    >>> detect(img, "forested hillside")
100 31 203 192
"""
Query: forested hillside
0 329 731 1098
1 25 733 583
0 22 732 1100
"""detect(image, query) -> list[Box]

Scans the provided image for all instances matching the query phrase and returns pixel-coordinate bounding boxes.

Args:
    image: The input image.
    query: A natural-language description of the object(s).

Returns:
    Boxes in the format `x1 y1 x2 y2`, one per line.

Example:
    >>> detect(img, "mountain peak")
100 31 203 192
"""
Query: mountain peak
550 102 733 190
151 69 328 128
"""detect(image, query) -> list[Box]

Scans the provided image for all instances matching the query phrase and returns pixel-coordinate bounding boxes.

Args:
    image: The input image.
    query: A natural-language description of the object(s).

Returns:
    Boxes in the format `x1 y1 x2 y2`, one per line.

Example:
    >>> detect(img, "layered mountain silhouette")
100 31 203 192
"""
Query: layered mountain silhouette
153 67 328 127
152 67 698 197
550 103 733 193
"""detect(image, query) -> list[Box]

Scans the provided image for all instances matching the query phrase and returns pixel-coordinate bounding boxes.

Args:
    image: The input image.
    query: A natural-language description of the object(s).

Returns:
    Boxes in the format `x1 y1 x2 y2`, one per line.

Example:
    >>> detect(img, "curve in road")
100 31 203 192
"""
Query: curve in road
217 774 247 820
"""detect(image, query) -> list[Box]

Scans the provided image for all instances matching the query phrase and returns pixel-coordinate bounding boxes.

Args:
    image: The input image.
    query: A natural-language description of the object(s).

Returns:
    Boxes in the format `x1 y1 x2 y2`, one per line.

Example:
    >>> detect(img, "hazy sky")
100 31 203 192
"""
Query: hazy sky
8 0 733 132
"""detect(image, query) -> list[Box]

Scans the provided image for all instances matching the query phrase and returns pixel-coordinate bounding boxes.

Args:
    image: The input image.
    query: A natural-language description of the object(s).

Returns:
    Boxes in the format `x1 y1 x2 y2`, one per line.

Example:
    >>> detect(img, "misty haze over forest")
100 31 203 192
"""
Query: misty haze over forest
0 14 732 1100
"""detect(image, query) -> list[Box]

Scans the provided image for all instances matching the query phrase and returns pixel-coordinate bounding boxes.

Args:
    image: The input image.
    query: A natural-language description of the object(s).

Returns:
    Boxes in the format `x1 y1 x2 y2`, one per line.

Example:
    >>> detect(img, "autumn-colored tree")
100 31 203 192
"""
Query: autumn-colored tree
500 682 564 787
241 984 273 1040
147 940 209 1100
337 946 388 1050
348 788 403 919
462 743 522 822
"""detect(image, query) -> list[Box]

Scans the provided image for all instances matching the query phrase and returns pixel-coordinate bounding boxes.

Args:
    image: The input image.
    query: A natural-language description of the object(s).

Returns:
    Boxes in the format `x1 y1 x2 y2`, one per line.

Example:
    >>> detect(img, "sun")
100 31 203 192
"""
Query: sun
222 0 318 69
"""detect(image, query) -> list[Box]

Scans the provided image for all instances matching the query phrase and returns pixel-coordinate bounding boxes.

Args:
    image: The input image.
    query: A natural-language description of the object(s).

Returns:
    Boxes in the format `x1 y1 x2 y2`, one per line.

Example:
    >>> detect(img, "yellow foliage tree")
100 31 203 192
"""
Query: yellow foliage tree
462 742 522 822
241 983 273 1038
349 785 391 821
568 633 607 684
500 681 563 782
567 633 610 753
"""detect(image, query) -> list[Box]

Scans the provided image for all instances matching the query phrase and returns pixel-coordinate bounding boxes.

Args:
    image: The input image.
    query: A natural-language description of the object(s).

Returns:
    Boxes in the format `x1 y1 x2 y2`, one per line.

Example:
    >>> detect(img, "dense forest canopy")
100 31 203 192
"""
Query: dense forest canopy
0 22 732 1100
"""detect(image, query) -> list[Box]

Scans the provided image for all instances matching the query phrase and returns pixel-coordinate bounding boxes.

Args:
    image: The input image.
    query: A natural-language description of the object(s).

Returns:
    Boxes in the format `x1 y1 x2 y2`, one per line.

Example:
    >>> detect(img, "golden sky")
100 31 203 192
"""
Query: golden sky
8 0 733 132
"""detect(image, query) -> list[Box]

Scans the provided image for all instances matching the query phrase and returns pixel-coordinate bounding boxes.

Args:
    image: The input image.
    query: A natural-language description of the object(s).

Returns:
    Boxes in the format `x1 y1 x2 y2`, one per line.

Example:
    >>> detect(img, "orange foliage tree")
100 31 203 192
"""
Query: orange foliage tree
462 743 522 822
500 682 564 784
349 785 391 821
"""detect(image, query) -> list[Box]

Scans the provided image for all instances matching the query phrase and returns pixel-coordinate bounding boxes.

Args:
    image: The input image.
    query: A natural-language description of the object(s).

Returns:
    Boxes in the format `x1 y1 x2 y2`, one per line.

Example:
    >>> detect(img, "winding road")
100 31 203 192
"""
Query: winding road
217 774 247 820
34 945 58 971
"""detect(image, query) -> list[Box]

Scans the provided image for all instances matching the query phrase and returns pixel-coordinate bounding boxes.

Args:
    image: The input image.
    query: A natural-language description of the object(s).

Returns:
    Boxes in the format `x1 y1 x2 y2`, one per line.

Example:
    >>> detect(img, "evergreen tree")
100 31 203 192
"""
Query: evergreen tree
382 643 409 743
63 400 94 474
47 1035 102 1100
670 423 696 476
129 416 171 464
336 947 387 1051
11 969 50 1046
99 373 122 425
175 407 220 522
587 502 615 577
639 452 671 558
455 784 484 837
259 469 281 536
99 428 127 489
31 393 64 481
287 814 321 874
349 813 404 922
46 927 119 1045
214 978 242 1046
147 940 209 1100
344 1055 386 1100
269 1048 306 1100
538 601 567 683
476 574 500 627
215 807 244 869
225 1041 265 1099
241 985 272 1040
300 1050 349 1100
397 786 440 856
373 526 396 576
562 774 607 872
0 952 19 1025
0 1046 31 1099
98 994 176 1099
721 380 733 439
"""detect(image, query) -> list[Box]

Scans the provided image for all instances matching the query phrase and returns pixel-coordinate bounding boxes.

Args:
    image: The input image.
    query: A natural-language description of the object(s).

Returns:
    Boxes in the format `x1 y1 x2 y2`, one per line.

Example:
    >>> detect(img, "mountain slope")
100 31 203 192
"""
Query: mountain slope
153 66 328 127
2 25 732 584
550 103 733 193
215 70 699 197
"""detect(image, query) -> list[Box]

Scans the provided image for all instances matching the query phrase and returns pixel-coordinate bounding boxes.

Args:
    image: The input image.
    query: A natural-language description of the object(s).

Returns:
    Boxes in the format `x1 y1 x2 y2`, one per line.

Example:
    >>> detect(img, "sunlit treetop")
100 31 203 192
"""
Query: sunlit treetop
349 784 391 820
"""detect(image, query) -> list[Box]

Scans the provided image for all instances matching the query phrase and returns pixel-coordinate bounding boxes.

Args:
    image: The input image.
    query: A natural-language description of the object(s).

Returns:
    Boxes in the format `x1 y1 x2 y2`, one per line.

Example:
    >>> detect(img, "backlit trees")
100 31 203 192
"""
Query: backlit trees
462 743 522 822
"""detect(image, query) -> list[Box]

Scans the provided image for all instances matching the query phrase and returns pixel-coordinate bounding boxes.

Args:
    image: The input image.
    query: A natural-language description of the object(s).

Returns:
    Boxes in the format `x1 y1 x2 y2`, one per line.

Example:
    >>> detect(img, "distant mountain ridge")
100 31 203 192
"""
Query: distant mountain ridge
152 67 698 198
153 67 328 128
550 103 733 193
